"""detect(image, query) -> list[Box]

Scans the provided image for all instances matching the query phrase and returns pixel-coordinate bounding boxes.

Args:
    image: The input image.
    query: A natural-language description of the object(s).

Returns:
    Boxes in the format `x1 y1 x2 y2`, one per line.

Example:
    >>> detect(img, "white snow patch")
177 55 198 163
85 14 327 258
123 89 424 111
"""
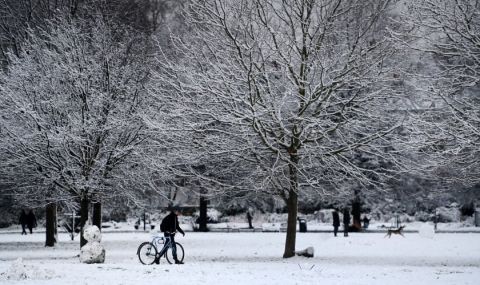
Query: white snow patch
0 231 480 284
0 258 56 281
419 223 435 239
262 223 282 231
296 246 314 257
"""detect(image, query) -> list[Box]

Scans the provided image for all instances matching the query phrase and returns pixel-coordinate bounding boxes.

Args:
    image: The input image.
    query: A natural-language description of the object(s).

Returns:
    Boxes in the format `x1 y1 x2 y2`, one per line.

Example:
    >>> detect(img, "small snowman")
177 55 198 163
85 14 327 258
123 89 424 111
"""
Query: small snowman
79 225 105 264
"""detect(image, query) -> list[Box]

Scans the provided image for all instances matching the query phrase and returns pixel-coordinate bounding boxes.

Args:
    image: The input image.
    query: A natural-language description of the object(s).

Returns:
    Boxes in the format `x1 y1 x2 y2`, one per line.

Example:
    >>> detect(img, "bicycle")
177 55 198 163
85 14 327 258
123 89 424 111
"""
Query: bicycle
137 233 185 265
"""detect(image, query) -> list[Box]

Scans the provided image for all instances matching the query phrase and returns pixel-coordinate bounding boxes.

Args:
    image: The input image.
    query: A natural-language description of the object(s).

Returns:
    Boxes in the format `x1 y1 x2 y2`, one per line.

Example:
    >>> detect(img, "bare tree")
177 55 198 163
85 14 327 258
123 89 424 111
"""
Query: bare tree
151 0 407 257
0 0 86 63
0 16 151 247
401 0 480 187
0 0 183 67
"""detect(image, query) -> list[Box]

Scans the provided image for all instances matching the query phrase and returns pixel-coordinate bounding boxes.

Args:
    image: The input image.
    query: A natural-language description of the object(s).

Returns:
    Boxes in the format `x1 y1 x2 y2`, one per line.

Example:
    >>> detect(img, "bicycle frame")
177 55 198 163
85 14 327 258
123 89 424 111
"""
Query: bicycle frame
151 235 173 257
137 232 184 265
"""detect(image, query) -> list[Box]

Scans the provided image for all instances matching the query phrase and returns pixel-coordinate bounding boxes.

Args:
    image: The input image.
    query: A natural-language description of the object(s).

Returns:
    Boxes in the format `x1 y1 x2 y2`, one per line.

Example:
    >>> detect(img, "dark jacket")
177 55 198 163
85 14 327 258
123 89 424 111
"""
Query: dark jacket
343 209 350 225
19 211 27 225
332 211 340 227
160 212 185 235
26 211 37 228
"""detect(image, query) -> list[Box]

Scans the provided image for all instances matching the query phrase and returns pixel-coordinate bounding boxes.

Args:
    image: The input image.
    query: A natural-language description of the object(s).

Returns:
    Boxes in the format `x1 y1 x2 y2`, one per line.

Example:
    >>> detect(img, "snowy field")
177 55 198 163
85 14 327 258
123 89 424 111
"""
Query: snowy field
1 231 479 285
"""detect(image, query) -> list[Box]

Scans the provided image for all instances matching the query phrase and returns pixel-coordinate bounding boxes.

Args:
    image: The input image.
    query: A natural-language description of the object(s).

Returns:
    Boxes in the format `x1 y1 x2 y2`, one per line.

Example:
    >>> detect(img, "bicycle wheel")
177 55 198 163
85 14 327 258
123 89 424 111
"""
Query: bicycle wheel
165 242 184 264
137 242 158 265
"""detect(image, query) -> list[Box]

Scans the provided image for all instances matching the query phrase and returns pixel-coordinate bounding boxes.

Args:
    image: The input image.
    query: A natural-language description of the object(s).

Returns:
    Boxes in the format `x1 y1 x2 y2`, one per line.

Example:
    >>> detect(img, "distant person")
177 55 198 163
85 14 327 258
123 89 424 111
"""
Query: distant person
362 216 370 229
19 210 27 235
158 207 185 264
26 210 37 234
247 211 253 229
343 208 350 237
134 218 141 230
332 209 340 237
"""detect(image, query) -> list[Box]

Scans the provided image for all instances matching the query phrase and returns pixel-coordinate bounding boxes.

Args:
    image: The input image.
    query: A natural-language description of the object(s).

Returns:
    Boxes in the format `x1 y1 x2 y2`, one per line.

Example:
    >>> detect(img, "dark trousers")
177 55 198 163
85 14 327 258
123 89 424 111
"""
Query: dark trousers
344 225 348 237
28 226 33 234
164 233 178 260
333 226 339 237
21 224 27 235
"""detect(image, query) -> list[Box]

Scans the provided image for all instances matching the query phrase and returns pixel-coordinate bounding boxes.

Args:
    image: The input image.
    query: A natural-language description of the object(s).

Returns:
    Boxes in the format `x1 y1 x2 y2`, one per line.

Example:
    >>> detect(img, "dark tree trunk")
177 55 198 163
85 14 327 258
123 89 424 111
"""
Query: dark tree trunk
199 194 208 232
80 195 89 248
283 189 298 258
352 200 361 230
283 156 299 258
45 202 57 247
352 192 362 231
92 201 102 231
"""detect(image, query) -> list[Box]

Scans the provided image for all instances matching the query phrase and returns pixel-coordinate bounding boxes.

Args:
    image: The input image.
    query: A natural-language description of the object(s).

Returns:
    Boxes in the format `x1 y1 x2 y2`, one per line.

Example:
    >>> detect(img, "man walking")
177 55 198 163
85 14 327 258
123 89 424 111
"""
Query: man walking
332 209 340 237
26 210 37 234
19 210 27 235
158 206 185 264
247 211 253 229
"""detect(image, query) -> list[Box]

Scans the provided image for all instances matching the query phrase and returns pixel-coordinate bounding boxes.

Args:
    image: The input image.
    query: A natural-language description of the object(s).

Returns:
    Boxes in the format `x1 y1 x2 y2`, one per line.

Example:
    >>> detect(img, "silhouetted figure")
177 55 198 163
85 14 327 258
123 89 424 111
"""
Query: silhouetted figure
247 212 253 229
158 207 185 264
26 210 37 234
343 208 350 237
332 209 340 237
362 216 370 229
19 210 27 235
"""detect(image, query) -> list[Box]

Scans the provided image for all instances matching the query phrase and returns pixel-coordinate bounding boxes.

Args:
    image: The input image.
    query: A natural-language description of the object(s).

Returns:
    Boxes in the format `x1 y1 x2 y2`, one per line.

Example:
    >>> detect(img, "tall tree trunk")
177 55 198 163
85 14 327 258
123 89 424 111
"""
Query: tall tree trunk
92 201 102 231
199 193 208 232
45 202 57 247
283 156 299 258
283 189 298 258
80 195 89 248
352 200 362 231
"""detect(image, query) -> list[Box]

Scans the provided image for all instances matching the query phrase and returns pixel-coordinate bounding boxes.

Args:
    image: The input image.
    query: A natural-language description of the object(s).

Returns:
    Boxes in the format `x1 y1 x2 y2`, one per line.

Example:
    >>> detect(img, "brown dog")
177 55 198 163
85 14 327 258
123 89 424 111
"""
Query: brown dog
385 225 405 238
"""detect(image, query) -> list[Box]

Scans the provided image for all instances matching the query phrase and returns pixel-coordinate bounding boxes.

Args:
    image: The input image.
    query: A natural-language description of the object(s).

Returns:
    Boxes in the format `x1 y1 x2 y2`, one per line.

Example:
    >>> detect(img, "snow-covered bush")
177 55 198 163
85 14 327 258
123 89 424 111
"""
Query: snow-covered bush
398 214 415 223
414 211 432 222
207 208 221 223
193 208 222 223
436 207 461 223
266 213 289 223
314 210 334 223
461 216 474 226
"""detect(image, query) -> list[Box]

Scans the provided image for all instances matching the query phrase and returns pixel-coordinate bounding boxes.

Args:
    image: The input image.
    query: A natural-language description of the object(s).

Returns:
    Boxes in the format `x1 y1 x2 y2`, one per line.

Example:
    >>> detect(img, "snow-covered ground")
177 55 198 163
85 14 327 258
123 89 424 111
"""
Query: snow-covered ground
0 230 479 284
